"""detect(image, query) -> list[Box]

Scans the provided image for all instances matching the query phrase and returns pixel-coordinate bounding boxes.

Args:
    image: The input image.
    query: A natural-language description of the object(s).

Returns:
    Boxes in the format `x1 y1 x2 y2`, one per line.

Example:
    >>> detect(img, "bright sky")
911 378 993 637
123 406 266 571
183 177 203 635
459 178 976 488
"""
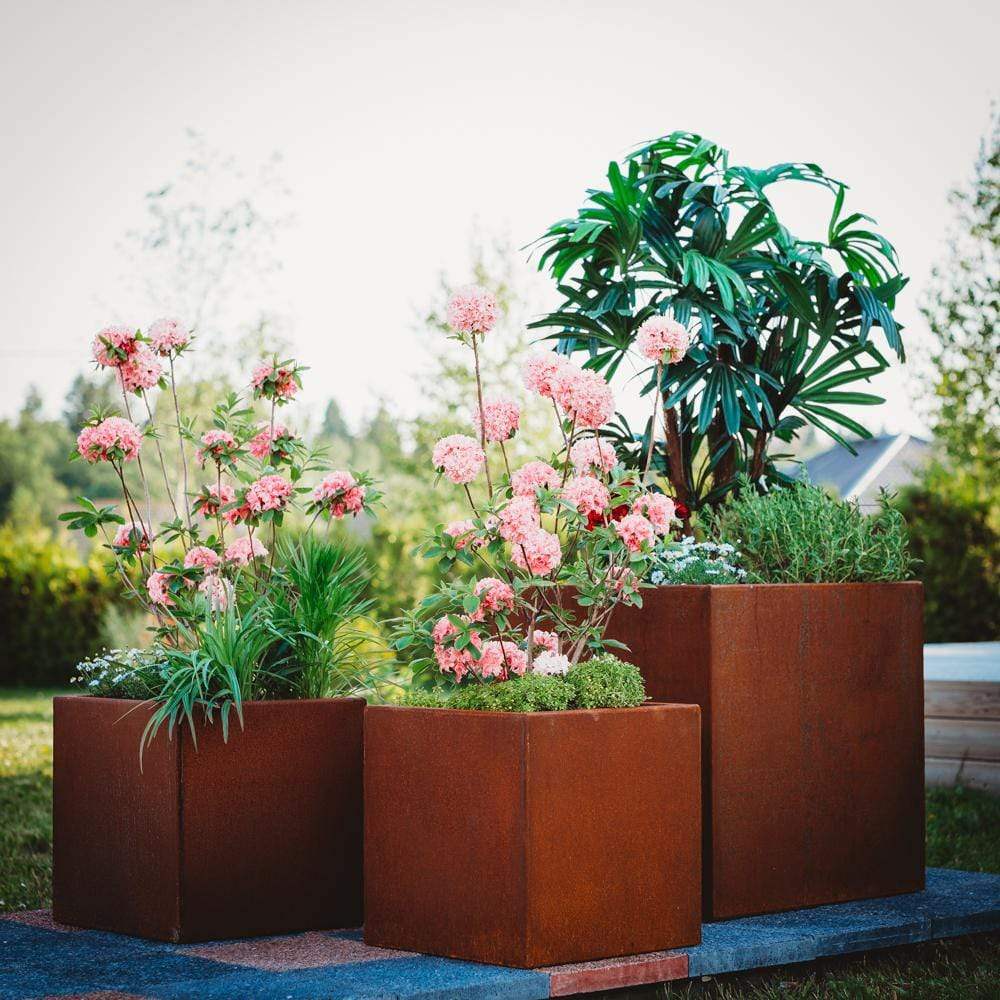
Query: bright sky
1 0 996 435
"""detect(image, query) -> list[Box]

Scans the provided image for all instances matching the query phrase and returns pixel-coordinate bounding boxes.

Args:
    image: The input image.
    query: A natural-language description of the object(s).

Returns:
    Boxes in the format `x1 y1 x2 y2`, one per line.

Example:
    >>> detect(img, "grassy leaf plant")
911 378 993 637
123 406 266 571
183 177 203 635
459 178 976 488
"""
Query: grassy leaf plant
64 322 385 748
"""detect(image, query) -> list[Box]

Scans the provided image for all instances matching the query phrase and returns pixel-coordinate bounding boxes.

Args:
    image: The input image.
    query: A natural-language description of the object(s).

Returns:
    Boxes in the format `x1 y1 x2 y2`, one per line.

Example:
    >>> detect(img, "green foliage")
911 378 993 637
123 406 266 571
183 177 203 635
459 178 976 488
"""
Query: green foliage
0 690 58 913
143 600 279 755
261 537 377 699
713 480 914 583
565 654 646 709
402 655 645 712
533 131 907 509
926 784 1000 874
919 108 999 509
895 478 999 642
0 529 125 686
70 648 167 699
448 673 574 713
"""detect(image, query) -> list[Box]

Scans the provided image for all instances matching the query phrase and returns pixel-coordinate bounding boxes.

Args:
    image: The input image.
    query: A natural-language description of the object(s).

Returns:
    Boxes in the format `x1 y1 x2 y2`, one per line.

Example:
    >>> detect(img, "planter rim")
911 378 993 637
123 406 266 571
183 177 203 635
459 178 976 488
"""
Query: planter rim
368 701 690 719
54 695 366 706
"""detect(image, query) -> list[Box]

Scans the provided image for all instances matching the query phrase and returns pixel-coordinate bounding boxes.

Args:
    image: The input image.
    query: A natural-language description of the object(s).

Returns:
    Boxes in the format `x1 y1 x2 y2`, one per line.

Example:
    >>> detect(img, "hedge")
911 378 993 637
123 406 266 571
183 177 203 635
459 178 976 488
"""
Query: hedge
0 529 126 686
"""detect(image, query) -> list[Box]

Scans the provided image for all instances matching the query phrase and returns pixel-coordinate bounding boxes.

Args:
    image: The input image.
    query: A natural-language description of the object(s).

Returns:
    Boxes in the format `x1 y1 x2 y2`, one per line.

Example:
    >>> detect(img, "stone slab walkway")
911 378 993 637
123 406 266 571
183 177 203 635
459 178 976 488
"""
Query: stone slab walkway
1 869 997 999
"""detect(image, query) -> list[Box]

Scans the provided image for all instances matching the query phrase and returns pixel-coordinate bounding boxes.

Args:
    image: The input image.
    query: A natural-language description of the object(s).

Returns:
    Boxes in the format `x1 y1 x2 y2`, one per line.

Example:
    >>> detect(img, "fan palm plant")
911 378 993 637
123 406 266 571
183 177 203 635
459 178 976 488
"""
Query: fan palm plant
531 131 907 509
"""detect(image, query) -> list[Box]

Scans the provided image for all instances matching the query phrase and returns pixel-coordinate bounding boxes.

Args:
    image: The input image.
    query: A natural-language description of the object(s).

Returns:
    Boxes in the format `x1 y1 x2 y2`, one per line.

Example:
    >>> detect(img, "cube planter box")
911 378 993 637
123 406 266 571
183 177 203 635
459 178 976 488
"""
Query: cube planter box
364 703 702 968
53 696 364 941
604 582 925 920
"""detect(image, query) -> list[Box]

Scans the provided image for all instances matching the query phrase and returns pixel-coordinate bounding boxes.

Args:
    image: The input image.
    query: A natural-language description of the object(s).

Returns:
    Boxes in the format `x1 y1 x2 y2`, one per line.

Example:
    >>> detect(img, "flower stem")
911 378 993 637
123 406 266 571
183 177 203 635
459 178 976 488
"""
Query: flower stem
470 333 493 497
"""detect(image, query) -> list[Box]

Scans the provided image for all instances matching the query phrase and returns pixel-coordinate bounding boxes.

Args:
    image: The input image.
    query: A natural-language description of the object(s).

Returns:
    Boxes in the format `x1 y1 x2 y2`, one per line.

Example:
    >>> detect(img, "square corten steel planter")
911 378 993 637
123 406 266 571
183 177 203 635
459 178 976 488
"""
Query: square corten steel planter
52 696 363 942
604 582 925 921
363 703 701 968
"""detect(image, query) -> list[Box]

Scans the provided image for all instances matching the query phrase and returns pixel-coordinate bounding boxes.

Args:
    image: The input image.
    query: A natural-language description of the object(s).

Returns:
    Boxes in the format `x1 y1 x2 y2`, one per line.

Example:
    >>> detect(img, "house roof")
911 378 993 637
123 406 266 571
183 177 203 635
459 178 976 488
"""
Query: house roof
802 433 931 505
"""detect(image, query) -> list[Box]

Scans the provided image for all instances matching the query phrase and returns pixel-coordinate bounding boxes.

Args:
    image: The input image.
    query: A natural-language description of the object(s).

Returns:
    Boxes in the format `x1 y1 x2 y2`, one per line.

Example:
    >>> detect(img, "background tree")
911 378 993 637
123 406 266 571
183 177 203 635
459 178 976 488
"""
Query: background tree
532 131 907 509
919 107 999 507
895 108 999 641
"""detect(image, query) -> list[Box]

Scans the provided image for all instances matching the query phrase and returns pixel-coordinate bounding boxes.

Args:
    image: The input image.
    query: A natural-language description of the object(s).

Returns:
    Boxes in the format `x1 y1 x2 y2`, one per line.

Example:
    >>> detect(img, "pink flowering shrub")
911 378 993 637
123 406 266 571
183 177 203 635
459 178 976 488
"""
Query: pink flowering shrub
395 283 679 687
65 325 382 664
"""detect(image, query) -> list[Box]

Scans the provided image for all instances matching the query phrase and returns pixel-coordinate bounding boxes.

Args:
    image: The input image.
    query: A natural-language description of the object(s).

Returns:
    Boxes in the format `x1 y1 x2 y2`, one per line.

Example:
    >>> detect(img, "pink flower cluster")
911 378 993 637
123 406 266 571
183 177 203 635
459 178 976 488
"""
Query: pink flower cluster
92 326 139 368
511 460 559 497
636 315 690 364
112 523 148 551
245 474 294 514
444 519 479 550
432 434 486 485
614 512 656 552
561 475 610 518
250 362 299 401
474 397 520 443
312 471 366 518
478 640 528 679
248 424 296 462
432 616 480 681
146 570 174 606
498 495 540 544
148 318 190 356
183 545 221 571
633 492 676 534
446 285 498 336
196 483 235 519
570 436 619 475
552 365 616 430
198 573 230 611
511 528 562 575
531 630 559 654
196 430 237 465
472 577 516 618
76 417 142 464
117 346 163 394
225 535 268 565
522 353 569 399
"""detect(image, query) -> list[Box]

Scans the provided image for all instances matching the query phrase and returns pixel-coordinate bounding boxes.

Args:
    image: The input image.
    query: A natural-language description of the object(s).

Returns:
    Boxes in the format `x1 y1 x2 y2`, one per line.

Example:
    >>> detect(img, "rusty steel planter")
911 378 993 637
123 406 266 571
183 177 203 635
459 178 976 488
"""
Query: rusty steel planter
52 696 363 942
363 703 701 968
604 582 925 921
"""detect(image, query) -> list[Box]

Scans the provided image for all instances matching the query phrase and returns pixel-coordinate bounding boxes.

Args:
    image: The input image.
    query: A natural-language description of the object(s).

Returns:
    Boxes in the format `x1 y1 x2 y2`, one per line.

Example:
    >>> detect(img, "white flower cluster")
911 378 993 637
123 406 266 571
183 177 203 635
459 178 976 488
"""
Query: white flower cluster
71 647 165 697
649 536 747 585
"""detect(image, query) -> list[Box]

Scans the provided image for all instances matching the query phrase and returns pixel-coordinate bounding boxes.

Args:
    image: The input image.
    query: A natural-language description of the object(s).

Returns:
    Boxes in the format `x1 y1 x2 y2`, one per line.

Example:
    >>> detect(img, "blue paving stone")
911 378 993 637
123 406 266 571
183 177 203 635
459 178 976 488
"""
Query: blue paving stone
685 917 821 977
0 920 233 1000
922 867 1000 939
147 956 550 1000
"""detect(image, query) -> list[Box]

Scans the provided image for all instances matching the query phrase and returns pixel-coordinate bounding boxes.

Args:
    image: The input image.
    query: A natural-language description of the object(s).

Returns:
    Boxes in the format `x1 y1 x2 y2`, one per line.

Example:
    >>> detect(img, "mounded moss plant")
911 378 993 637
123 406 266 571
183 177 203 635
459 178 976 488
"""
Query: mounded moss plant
565 654 646 709
713 480 915 584
401 654 645 712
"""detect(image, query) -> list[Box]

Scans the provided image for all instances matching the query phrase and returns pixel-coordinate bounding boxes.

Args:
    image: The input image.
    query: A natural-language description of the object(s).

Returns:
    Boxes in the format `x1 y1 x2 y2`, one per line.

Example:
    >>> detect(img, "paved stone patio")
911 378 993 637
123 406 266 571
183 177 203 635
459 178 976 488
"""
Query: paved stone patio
1 869 997 999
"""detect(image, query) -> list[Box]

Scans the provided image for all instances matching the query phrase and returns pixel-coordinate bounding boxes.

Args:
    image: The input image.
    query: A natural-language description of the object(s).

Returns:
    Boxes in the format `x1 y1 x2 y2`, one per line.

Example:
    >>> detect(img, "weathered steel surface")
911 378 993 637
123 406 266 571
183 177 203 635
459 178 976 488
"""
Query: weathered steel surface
364 704 701 968
53 696 180 939
53 696 364 941
605 582 925 921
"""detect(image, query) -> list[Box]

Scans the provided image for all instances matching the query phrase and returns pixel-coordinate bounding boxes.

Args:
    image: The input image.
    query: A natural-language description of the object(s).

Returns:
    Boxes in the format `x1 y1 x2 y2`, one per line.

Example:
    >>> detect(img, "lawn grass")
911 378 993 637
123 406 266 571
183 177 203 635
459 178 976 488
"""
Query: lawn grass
1 686 998 998
0 688 61 912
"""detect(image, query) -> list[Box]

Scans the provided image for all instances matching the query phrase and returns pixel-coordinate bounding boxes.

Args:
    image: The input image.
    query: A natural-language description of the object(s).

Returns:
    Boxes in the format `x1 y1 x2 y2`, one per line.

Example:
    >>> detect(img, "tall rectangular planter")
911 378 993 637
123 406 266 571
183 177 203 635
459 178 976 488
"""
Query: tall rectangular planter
364 704 702 968
604 582 925 920
53 696 364 941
